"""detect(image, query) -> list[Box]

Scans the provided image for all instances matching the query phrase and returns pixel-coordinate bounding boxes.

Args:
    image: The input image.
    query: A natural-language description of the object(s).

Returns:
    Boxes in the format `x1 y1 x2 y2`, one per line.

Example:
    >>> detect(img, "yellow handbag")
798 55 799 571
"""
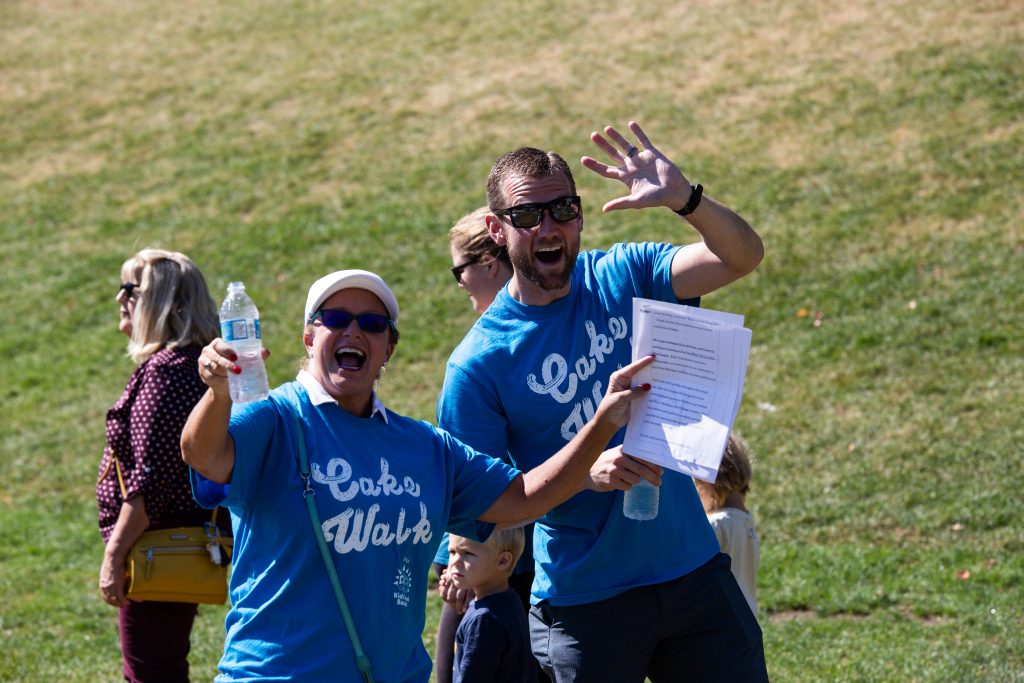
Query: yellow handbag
106 455 232 604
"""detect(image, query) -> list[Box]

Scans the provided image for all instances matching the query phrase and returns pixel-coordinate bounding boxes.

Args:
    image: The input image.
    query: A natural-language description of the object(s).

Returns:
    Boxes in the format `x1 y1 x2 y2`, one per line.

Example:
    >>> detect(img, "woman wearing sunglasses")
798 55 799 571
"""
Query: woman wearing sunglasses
96 249 224 683
447 206 514 316
181 269 653 683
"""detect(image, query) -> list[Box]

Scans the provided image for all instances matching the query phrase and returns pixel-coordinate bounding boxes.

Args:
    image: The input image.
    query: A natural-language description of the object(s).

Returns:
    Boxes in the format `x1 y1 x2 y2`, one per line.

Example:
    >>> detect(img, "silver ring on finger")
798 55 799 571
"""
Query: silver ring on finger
626 145 639 158
203 361 213 370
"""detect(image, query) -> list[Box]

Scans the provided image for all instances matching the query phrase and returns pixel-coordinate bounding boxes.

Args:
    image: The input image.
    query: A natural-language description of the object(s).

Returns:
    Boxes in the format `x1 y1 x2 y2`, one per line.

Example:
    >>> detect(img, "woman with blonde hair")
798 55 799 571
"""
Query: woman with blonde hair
96 248 224 682
448 206 513 315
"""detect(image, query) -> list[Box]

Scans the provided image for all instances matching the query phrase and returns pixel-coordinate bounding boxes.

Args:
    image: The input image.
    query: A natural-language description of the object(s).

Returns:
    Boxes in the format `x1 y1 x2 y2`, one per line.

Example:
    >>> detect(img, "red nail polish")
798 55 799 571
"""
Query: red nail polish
642 383 651 391
229 352 238 361
232 366 242 374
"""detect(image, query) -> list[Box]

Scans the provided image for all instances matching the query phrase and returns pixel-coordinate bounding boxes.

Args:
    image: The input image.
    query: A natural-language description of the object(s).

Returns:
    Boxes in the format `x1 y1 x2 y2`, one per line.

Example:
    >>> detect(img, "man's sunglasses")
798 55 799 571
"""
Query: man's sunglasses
309 308 394 334
118 282 140 299
450 255 481 283
494 195 582 229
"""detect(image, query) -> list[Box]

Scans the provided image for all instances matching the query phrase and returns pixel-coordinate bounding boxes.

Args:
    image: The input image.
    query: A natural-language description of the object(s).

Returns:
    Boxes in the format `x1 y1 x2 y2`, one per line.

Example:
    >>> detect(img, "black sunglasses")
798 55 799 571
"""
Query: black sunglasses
450 255 482 283
118 282 140 298
494 195 582 229
309 308 394 334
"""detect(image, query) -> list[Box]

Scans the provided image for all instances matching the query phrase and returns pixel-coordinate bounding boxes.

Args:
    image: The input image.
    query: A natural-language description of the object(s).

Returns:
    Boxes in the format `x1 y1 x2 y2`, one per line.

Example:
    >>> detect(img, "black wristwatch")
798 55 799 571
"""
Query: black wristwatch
673 184 703 217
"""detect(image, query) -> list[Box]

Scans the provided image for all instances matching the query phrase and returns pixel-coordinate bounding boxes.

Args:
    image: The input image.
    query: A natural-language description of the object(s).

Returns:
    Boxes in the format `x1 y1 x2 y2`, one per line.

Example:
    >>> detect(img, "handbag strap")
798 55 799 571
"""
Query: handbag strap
292 415 374 683
106 454 219 526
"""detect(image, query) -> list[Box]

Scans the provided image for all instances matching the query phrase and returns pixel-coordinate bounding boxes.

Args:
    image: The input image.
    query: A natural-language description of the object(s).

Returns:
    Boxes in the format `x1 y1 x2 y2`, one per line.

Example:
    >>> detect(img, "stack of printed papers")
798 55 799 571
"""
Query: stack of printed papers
622 298 751 483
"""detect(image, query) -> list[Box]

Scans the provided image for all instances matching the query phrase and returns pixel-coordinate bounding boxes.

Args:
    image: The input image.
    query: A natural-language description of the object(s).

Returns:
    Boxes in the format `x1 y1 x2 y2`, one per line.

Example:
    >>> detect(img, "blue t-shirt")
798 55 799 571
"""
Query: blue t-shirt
437 243 720 607
454 587 537 683
193 380 518 683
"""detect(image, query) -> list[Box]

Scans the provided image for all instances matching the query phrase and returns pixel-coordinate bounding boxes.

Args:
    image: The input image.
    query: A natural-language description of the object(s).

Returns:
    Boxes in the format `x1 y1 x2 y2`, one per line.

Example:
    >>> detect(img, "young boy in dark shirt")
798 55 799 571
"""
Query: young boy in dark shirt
447 527 537 683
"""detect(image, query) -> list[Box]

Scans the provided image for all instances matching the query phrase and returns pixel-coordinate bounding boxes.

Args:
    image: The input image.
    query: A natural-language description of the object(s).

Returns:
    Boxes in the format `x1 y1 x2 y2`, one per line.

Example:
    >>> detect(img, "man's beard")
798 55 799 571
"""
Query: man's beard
507 236 579 292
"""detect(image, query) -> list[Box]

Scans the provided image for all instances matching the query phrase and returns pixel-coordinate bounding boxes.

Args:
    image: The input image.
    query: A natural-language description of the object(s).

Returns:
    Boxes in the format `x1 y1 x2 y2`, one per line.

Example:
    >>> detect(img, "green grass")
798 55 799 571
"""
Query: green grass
2 0 1022 680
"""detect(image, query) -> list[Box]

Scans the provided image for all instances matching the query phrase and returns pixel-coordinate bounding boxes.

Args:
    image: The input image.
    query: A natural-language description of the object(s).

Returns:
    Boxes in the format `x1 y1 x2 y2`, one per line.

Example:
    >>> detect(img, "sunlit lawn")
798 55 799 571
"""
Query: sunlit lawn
1 0 1021 680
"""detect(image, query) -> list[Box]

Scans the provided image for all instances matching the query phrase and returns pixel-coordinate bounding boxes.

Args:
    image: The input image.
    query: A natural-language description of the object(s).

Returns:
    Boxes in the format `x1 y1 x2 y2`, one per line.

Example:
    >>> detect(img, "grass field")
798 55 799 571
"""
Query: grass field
1 0 1022 680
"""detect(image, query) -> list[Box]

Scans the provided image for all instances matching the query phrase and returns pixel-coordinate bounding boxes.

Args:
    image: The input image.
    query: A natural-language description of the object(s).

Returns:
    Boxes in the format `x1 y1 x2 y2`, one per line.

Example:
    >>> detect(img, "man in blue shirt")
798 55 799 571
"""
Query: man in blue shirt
437 121 768 682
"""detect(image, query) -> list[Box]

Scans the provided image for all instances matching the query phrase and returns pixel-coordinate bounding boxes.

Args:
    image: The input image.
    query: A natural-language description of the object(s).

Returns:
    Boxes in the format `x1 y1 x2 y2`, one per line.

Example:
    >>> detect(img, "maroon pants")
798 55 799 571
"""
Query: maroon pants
118 600 198 683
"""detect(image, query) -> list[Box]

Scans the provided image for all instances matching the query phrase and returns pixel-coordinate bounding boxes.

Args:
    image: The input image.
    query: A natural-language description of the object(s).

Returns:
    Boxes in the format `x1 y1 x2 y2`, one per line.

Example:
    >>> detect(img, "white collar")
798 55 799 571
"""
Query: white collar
296 369 389 424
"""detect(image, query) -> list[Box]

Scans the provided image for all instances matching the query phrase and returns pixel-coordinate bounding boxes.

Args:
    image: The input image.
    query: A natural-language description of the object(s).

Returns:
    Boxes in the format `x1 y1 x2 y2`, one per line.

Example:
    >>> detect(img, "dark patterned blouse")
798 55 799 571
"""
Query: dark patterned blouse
96 345 215 542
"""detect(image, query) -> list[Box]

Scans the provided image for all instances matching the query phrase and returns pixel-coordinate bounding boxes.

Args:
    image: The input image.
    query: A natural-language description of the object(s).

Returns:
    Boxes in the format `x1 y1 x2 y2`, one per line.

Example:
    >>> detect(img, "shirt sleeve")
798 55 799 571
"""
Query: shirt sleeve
221 397 281 509
190 469 230 509
433 531 452 566
437 362 510 462
125 359 193 519
454 610 508 683
442 430 519 543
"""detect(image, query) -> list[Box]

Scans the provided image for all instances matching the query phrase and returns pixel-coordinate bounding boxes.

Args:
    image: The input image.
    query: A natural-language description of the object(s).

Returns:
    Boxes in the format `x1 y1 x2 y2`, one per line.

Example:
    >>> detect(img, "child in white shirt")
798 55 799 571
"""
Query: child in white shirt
694 432 760 617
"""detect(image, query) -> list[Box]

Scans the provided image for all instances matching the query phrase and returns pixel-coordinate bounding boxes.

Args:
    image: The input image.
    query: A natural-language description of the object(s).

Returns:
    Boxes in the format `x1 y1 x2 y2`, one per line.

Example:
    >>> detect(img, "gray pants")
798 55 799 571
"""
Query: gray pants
529 553 767 683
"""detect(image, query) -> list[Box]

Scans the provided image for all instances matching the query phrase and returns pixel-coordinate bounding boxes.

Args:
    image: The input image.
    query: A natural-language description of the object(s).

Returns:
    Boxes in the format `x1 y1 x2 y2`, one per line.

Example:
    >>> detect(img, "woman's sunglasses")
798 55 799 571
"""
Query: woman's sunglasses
118 282 140 299
494 195 582 229
309 308 394 334
450 255 481 283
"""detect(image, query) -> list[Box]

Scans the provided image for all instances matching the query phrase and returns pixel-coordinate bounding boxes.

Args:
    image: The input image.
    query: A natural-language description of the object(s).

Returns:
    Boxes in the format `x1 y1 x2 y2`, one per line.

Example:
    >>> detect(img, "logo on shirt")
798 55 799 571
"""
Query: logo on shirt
393 557 413 607
313 456 432 555
524 315 628 441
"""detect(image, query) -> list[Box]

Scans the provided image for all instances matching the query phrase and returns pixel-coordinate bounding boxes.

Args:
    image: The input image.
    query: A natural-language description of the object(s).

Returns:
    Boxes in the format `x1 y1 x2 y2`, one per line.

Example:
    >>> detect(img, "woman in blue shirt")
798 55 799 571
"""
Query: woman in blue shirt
181 269 652 683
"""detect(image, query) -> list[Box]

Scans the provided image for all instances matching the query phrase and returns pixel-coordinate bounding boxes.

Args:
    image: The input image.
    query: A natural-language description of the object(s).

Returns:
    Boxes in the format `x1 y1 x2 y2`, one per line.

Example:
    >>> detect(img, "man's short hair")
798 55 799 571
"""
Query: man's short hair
486 147 576 211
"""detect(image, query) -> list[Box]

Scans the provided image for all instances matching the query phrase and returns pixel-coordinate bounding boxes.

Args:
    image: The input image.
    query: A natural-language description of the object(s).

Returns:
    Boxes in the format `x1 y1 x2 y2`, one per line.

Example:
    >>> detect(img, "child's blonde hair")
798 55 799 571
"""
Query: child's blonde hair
487 526 526 576
703 432 754 509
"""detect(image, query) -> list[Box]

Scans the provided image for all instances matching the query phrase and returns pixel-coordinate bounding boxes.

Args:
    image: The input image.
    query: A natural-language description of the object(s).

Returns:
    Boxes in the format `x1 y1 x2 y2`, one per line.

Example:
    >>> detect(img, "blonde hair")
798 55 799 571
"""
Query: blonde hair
122 249 219 364
487 526 526 577
702 433 754 509
448 206 510 265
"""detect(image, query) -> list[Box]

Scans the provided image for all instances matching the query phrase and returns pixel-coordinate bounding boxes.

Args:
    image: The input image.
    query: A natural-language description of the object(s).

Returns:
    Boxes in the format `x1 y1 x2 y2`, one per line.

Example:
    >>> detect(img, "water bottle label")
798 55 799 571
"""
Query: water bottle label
221 319 260 342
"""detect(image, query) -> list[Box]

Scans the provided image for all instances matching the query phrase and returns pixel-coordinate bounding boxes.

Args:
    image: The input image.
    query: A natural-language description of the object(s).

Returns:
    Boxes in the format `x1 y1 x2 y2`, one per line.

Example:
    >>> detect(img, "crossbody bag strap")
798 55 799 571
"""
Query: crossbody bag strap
292 415 374 683
113 455 128 498
108 454 223 537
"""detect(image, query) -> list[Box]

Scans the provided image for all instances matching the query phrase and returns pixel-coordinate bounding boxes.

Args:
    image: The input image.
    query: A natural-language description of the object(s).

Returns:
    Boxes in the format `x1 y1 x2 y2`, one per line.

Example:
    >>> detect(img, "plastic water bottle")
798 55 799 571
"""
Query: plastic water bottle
623 478 659 521
219 281 269 404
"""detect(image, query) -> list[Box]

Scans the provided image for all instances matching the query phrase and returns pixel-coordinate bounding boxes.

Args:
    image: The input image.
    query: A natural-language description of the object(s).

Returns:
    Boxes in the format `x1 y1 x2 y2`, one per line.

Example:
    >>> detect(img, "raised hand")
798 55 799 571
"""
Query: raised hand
581 121 694 213
437 566 473 614
198 338 270 398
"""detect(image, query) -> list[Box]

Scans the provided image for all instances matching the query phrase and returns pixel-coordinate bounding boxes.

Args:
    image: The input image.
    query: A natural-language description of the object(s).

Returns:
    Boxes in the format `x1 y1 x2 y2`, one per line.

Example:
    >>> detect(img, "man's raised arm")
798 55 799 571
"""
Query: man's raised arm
581 120 764 300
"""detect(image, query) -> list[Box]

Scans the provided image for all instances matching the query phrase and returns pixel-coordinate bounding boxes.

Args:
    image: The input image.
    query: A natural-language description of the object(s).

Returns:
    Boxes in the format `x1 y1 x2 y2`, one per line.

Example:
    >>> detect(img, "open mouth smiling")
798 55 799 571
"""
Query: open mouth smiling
334 346 366 371
535 245 563 264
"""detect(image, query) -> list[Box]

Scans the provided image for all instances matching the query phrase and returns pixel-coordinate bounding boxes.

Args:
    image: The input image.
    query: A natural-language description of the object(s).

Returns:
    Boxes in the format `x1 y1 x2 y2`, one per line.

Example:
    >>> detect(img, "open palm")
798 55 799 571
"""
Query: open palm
581 120 693 213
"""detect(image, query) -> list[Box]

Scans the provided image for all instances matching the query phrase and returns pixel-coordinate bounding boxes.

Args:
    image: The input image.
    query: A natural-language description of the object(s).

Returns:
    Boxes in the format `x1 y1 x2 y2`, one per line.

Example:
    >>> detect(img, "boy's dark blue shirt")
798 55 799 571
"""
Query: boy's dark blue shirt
453 587 538 683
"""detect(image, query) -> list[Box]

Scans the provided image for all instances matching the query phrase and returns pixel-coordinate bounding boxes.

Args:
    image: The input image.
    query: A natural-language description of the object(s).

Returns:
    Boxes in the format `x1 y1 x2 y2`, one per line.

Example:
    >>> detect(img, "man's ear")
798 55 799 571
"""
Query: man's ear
485 213 507 246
